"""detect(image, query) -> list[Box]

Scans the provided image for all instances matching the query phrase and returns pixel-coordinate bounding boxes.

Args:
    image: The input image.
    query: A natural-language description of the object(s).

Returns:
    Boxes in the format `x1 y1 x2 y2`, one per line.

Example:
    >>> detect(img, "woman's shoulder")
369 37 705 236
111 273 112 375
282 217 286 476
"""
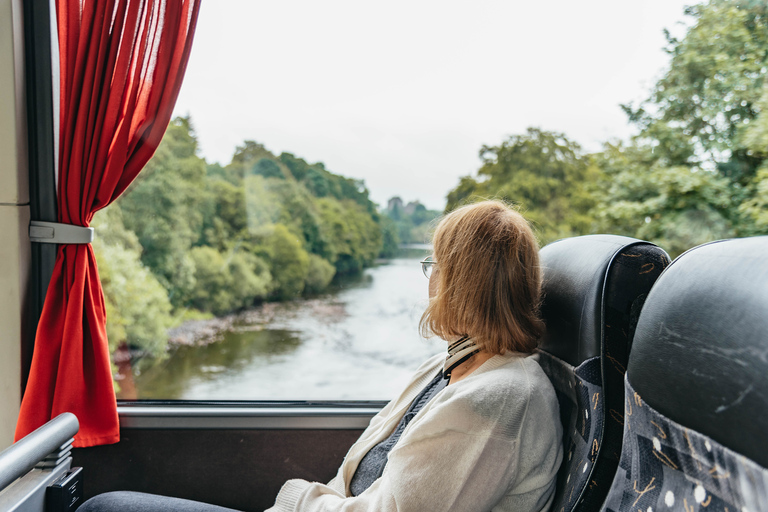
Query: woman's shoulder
436 353 558 435
467 351 553 395
490 352 558 412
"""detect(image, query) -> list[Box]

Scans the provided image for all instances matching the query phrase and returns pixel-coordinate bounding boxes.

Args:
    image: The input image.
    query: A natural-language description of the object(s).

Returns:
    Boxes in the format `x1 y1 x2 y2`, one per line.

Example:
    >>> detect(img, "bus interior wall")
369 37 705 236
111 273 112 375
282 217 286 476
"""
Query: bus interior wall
72 427 362 511
0 0 30 451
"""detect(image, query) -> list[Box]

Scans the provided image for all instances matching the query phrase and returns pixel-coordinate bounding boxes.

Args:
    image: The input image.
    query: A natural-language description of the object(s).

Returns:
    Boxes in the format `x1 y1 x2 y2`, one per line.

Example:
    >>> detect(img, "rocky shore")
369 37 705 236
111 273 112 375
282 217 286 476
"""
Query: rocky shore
167 303 279 347
165 299 347 347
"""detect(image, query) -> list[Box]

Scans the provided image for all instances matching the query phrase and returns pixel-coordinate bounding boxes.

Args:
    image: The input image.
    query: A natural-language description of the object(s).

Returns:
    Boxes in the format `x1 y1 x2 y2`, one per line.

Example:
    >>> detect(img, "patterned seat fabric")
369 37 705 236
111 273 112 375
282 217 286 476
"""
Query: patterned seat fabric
538 235 670 512
537 352 603 511
600 237 768 512
602 379 768 512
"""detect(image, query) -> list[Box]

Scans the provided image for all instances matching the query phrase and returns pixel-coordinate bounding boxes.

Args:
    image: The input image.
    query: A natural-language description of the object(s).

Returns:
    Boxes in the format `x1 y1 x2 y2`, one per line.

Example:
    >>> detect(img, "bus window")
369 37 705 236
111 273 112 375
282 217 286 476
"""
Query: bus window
91 0 768 402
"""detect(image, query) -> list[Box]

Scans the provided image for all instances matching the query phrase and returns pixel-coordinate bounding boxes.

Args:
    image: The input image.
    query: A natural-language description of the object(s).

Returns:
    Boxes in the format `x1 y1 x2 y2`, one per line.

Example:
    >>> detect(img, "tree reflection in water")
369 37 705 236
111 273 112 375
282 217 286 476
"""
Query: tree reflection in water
125 329 303 399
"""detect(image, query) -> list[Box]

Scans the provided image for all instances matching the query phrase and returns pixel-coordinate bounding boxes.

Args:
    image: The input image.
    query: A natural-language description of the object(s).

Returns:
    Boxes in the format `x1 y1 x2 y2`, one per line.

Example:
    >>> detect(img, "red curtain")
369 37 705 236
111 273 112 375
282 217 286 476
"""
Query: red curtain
16 0 201 447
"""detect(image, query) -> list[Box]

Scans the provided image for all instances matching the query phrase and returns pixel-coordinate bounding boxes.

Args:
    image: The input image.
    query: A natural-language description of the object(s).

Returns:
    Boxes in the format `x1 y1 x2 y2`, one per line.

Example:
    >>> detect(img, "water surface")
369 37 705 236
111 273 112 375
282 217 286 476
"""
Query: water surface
127 257 444 401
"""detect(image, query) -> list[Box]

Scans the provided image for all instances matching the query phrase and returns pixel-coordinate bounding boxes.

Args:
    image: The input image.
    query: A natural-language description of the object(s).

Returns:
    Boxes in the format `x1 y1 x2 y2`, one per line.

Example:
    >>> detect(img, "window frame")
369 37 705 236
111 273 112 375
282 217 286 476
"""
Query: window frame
23 0 58 393
23 2 388 421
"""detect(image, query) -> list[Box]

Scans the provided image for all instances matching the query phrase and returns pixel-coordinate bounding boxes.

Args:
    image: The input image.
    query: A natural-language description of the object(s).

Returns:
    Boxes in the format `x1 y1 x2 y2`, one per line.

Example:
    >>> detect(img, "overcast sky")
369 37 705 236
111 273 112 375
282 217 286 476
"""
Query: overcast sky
173 0 694 211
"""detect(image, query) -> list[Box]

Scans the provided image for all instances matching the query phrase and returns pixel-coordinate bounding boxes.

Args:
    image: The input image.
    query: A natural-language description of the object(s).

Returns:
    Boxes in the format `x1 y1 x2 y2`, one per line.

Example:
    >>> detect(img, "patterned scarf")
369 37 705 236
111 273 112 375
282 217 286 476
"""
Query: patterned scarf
443 336 479 379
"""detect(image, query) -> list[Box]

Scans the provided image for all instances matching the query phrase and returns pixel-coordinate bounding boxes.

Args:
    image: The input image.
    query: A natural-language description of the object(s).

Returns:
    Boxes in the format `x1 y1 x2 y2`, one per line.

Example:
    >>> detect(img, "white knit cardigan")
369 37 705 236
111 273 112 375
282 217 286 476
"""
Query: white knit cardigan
266 351 563 512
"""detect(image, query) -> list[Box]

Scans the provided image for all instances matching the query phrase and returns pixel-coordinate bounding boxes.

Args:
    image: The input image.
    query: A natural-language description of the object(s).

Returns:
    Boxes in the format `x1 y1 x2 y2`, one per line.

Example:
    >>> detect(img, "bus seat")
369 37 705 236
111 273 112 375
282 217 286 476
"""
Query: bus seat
537 235 670 512
600 237 768 511
0 413 80 512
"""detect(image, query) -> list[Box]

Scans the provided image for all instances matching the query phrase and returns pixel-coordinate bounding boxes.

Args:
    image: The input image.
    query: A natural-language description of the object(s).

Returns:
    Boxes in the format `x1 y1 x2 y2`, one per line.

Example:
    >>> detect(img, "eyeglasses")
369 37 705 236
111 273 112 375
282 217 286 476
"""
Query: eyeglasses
420 256 436 279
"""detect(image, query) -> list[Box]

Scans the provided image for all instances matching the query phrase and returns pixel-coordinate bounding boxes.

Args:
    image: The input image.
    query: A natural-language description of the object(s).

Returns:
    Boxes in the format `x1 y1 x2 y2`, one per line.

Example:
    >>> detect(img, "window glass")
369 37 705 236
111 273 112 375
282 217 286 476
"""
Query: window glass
93 0 768 400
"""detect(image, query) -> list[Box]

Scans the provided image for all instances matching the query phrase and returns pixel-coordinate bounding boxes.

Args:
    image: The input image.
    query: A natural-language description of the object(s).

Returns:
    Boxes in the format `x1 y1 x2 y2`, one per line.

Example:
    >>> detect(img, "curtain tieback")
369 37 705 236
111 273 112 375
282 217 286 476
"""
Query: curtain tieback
29 220 94 244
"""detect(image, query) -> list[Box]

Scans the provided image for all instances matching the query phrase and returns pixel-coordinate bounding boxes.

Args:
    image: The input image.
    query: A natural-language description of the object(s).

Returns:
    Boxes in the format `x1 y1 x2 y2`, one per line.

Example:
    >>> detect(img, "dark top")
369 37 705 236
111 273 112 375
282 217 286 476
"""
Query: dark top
349 372 448 496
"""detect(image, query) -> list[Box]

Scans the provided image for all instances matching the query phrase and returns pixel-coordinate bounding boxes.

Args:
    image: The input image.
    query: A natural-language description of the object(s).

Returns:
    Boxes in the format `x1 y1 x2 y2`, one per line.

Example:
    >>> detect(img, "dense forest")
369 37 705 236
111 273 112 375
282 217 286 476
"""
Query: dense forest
97 0 768 364
382 197 442 246
93 124 405 359
447 0 768 257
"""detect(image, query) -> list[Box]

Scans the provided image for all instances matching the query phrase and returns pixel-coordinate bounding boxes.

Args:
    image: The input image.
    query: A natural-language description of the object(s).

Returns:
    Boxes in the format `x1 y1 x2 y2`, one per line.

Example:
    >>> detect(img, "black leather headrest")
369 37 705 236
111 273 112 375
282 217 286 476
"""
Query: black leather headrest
540 235 669 367
628 237 768 468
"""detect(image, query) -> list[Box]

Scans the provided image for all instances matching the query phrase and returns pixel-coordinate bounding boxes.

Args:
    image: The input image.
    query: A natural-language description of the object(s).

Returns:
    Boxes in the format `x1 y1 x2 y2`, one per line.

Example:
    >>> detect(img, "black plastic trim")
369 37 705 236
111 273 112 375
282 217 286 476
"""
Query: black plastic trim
22 0 58 392
117 400 389 408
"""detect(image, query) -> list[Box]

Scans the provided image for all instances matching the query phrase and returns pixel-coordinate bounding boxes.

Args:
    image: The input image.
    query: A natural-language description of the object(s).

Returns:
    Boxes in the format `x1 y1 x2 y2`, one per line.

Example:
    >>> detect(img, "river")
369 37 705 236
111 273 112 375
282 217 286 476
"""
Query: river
119 255 445 401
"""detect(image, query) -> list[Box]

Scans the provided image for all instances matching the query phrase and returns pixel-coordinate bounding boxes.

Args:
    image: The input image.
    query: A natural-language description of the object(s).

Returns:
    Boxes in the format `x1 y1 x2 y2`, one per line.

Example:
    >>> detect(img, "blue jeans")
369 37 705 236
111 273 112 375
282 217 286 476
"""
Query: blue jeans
79 491 242 512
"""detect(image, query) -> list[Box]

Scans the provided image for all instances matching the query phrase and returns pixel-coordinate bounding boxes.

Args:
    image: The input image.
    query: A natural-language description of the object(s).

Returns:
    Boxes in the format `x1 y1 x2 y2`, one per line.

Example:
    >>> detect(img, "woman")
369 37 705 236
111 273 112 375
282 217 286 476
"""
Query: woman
80 200 563 512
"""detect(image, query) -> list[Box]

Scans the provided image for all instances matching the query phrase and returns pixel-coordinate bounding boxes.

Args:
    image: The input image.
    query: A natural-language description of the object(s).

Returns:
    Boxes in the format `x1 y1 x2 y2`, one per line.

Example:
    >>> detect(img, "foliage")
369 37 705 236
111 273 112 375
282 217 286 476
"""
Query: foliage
381 198 441 246
91 206 173 357
592 142 736 257
316 198 383 273
444 128 601 244
97 0 768 373
738 166 768 234
200 177 247 250
94 115 413 366
625 0 768 184
110 116 393 309
591 0 768 253
441 1 768 256
117 116 206 307
261 223 311 299
378 215 401 258
187 246 271 315
304 254 337 294
258 177 328 258
280 152 376 213
740 87 768 234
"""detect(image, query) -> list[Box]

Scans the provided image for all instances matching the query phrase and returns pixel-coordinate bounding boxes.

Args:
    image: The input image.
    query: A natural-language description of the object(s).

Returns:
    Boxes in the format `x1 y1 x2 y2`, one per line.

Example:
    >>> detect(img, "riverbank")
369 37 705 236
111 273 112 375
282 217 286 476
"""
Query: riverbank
120 257 440 400
166 299 349 347
164 253 428 349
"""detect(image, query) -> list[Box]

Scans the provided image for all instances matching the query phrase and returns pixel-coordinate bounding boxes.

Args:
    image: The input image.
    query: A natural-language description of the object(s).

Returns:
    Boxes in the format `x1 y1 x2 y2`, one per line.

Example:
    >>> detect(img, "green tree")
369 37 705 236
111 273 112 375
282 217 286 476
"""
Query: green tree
738 167 768 234
200 177 247 250
91 205 173 357
227 141 288 183
279 152 312 182
250 158 285 179
304 254 336 294
262 223 311 299
317 198 382 273
625 0 768 184
244 174 282 232
378 215 400 258
109 117 390 325
280 152 377 213
592 142 735 257
304 167 331 197
381 199 440 246
188 246 271 315
739 88 768 235
117 116 207 306
445 128 601 244
263 178 328 257
596 0 768 247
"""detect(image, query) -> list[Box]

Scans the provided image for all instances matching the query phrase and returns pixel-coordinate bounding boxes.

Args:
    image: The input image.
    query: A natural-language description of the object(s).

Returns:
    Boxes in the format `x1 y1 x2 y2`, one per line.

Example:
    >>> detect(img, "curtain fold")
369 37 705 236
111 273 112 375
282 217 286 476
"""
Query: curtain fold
16 0 201 447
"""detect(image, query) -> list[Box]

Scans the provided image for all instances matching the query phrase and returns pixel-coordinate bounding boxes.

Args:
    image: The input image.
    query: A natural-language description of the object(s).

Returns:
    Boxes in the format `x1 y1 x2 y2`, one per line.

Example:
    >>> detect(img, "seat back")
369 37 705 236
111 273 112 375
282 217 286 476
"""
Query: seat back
601 237 768 511
537 235 670 512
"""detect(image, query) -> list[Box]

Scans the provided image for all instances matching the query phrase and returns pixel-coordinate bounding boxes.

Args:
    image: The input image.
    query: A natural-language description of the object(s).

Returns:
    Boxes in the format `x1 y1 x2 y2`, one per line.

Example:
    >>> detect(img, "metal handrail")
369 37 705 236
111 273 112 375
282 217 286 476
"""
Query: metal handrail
0 413 79 490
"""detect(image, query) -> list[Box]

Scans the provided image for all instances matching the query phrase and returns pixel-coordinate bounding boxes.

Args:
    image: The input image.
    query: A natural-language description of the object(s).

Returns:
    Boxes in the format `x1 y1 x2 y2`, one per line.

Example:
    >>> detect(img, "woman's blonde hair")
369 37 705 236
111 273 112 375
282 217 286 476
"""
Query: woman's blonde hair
419 200 544 354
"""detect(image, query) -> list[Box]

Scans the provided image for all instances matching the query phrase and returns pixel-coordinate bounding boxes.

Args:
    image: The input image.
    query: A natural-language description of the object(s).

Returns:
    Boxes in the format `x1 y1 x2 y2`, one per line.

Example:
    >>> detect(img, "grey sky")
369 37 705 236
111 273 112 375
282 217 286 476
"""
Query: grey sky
173 0 694 211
